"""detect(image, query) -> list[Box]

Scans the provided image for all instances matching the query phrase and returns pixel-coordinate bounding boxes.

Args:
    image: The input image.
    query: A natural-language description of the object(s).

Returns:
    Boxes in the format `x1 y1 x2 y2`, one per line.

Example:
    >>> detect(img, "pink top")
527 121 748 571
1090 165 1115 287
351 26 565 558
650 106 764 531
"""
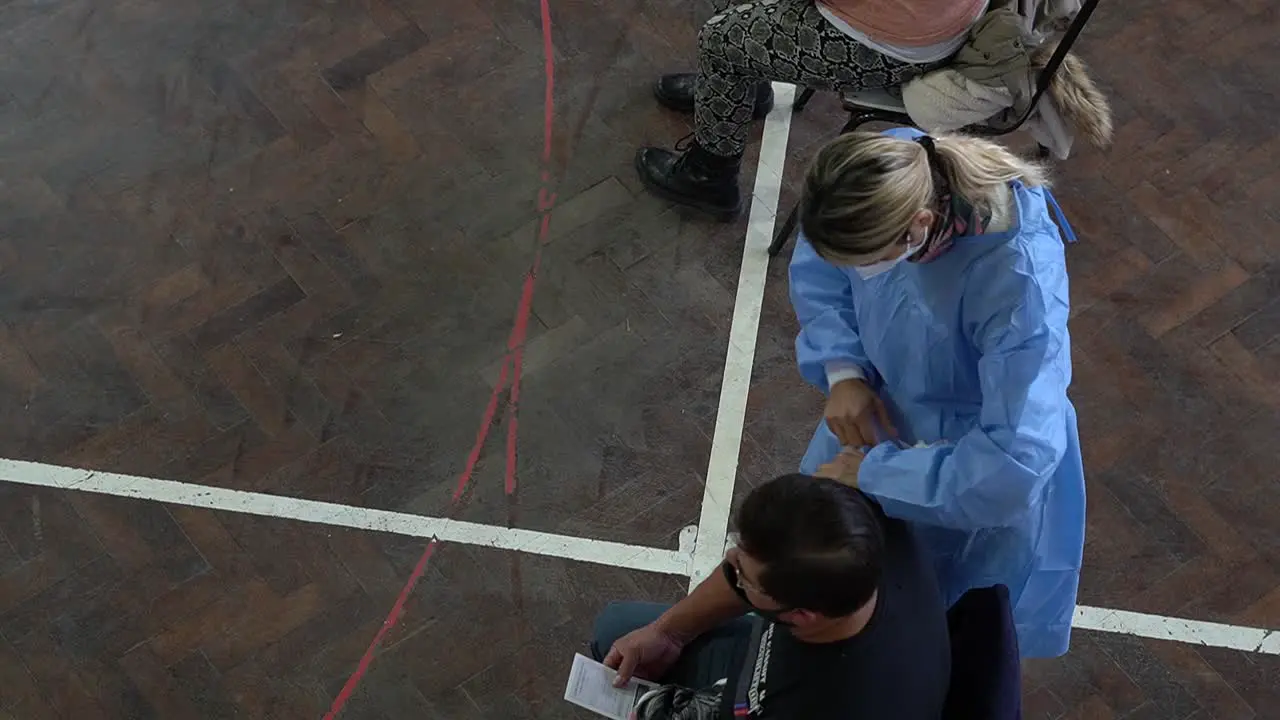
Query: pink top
818 0 986 47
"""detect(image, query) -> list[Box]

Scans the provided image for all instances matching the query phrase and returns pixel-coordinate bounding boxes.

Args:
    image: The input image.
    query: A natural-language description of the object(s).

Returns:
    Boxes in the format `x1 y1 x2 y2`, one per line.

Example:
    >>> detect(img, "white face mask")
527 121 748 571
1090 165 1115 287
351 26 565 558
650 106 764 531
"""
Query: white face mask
853 236 925 280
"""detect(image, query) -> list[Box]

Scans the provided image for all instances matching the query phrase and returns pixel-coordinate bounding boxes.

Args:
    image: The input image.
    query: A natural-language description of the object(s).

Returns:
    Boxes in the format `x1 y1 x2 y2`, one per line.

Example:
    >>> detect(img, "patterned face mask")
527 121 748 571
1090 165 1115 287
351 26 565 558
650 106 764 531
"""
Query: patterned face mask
910 192 989 265
910 135 990 265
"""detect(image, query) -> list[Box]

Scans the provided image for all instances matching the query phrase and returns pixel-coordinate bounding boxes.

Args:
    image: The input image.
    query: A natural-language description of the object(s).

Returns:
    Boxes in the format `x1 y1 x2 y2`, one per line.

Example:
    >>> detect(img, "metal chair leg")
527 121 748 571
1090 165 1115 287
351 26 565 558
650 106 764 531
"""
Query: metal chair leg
794 88 817 112
769 201 801 257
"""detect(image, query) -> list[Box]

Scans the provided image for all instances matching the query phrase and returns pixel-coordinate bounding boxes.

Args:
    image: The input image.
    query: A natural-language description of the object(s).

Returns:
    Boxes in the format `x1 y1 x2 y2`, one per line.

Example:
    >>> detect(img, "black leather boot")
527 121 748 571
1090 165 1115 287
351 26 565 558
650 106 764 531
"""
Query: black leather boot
635 138 743 221
654 73 774 119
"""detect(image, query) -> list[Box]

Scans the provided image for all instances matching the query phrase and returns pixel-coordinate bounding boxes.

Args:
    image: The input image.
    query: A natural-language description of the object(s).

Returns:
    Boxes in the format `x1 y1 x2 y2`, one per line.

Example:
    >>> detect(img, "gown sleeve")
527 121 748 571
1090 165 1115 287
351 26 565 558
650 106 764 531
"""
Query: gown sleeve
789 236 878 393
857 250 1071 530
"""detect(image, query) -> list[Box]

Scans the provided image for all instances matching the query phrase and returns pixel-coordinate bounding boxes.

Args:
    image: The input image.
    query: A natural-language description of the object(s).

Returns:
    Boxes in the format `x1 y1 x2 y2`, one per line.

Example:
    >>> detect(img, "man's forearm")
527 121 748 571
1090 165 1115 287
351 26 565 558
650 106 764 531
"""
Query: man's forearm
653 564 748 642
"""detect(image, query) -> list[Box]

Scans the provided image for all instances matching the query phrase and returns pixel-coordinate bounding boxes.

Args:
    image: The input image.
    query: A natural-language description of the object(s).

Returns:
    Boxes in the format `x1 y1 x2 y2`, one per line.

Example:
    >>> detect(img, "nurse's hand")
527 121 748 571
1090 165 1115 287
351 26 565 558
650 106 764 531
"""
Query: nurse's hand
816 449 864 488
825 379 897 449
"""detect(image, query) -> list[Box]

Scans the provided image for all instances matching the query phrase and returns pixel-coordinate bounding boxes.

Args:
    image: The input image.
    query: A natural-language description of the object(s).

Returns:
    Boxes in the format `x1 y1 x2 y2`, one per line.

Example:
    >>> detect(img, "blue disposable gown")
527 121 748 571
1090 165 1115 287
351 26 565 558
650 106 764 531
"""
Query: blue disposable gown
791 129 1086 659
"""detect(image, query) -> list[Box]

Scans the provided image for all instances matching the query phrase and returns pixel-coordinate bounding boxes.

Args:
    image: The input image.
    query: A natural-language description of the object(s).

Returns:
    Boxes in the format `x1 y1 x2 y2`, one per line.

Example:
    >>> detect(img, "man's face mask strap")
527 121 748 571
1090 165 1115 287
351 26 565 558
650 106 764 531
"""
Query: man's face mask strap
722 561 796 627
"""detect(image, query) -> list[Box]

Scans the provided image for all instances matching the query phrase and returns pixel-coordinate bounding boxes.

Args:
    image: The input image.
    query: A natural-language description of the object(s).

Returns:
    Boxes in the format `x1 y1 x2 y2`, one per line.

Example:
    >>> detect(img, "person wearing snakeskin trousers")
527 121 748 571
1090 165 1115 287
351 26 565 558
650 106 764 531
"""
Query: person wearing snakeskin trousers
636 0 984 221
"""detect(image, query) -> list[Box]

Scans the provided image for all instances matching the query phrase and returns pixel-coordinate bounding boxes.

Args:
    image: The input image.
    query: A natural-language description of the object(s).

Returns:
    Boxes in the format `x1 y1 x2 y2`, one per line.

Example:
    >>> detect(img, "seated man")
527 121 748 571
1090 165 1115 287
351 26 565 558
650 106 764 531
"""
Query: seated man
591 473 950 719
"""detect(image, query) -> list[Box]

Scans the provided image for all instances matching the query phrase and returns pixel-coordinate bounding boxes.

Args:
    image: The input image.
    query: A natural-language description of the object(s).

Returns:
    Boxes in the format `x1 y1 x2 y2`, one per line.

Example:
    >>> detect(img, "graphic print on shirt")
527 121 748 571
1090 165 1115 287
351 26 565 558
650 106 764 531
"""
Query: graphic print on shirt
746 623 775 715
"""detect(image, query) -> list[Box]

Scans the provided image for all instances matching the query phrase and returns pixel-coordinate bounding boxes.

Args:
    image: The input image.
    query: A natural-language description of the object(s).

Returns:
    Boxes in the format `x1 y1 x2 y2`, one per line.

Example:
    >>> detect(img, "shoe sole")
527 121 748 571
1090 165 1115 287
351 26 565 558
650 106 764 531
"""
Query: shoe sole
634 153 742 223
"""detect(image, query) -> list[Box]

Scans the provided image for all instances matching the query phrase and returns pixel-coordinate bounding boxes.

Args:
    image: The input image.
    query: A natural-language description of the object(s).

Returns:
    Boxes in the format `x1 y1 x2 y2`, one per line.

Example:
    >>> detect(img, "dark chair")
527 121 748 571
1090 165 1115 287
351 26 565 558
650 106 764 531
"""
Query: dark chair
768 0 1102 258
943 585 1024 719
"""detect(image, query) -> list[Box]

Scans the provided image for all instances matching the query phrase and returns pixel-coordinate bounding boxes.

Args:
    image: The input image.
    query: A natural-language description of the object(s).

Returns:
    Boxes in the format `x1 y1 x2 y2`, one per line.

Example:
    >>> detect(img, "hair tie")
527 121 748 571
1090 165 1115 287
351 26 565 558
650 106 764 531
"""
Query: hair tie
914 135 950 200
915 135 941 166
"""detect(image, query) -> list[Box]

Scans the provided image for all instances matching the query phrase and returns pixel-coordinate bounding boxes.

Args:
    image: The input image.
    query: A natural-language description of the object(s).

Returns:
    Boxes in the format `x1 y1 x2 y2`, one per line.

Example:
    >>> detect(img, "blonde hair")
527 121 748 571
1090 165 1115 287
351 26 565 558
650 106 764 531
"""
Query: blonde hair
800 132 1050 264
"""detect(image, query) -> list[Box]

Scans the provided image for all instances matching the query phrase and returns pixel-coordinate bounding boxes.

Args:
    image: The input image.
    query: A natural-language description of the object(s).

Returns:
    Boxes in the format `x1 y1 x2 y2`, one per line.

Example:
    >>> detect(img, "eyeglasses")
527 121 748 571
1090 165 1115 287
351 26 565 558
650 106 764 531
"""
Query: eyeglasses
721 561 762 601
721 561 795 622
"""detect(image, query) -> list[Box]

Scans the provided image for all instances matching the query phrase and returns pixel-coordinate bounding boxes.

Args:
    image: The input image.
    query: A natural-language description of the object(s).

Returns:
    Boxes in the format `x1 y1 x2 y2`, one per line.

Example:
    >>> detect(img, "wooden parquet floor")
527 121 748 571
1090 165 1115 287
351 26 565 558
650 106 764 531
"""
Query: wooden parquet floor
0 0 1277 717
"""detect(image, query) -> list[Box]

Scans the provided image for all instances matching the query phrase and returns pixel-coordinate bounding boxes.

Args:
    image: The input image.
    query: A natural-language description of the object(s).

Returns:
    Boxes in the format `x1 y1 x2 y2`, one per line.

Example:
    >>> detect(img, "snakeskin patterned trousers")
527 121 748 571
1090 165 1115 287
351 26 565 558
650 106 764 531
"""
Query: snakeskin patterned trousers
696 0 931 157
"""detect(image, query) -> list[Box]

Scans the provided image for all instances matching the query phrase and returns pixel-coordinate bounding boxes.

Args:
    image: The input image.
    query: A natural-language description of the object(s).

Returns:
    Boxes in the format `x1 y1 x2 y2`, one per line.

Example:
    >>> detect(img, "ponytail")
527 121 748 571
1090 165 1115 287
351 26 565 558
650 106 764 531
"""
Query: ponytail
931 134 1049 217
801 132 1048 263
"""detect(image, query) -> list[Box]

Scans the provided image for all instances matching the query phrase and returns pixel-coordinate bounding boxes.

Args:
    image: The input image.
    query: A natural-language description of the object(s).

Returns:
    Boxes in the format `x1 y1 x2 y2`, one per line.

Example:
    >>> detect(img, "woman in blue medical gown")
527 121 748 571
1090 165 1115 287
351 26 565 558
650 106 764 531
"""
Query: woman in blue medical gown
791 127 1086 659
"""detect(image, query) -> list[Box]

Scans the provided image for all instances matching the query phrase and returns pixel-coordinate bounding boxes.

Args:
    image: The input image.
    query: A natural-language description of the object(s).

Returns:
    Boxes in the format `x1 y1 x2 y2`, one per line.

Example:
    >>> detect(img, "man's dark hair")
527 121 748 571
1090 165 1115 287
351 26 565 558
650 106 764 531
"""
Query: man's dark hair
735 474 886 617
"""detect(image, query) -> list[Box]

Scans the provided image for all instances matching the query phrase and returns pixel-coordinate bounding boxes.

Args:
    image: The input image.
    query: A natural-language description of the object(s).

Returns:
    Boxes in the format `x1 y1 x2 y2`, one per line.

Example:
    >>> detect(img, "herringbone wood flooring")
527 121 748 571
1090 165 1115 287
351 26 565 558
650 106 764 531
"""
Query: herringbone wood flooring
0 0 1278 717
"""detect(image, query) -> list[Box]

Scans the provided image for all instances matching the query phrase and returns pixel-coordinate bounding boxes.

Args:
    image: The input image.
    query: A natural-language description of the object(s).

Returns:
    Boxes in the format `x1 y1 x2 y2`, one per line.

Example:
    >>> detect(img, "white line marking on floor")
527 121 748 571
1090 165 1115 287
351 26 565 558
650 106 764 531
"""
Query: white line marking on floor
2 457 1277 653
0 458 690 577
687 82 796 591
1074 606 1280 655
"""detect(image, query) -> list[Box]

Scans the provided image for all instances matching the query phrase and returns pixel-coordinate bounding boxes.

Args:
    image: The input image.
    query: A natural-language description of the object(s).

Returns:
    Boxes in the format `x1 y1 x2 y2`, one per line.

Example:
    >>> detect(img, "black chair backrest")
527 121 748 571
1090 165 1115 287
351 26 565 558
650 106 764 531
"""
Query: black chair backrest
942 585 1023 719
977 0 1102 135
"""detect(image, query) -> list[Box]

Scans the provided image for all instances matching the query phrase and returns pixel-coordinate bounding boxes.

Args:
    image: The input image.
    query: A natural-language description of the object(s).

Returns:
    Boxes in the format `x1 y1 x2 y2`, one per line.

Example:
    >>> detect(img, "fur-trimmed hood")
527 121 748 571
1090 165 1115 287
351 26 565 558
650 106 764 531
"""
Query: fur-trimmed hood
1034 45 1113 150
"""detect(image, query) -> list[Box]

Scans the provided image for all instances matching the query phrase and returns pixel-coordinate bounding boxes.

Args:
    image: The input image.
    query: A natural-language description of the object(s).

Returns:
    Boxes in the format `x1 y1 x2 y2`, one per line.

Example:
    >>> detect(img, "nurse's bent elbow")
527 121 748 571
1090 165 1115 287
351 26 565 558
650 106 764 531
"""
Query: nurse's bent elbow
1005 461 1058 524
961 457 1056 529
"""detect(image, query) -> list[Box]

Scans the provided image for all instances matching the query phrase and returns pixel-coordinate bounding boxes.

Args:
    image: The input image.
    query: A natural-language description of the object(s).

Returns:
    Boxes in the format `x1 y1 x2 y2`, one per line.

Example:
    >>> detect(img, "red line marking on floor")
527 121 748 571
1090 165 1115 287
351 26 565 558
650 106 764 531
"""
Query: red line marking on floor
321 1 559 715
503 256 540 496
453 356 511 502
505 344 525 496
322 540 440 719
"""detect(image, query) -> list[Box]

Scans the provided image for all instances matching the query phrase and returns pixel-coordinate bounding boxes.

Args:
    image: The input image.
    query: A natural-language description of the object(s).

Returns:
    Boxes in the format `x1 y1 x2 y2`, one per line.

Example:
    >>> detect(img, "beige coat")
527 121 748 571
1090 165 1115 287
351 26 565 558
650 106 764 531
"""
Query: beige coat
901 0 1111 159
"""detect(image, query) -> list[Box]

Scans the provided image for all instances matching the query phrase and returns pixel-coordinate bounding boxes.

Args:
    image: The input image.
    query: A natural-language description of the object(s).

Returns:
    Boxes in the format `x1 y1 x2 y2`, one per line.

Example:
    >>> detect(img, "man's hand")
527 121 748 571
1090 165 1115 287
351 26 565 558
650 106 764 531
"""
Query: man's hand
603 623 687 687
815 448 865 488
824 379 896 448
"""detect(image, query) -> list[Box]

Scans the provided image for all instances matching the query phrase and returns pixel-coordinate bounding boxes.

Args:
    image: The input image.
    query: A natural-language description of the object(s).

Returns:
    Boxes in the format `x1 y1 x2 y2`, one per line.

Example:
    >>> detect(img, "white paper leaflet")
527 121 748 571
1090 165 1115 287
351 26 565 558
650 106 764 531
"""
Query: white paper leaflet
564 653 657 720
